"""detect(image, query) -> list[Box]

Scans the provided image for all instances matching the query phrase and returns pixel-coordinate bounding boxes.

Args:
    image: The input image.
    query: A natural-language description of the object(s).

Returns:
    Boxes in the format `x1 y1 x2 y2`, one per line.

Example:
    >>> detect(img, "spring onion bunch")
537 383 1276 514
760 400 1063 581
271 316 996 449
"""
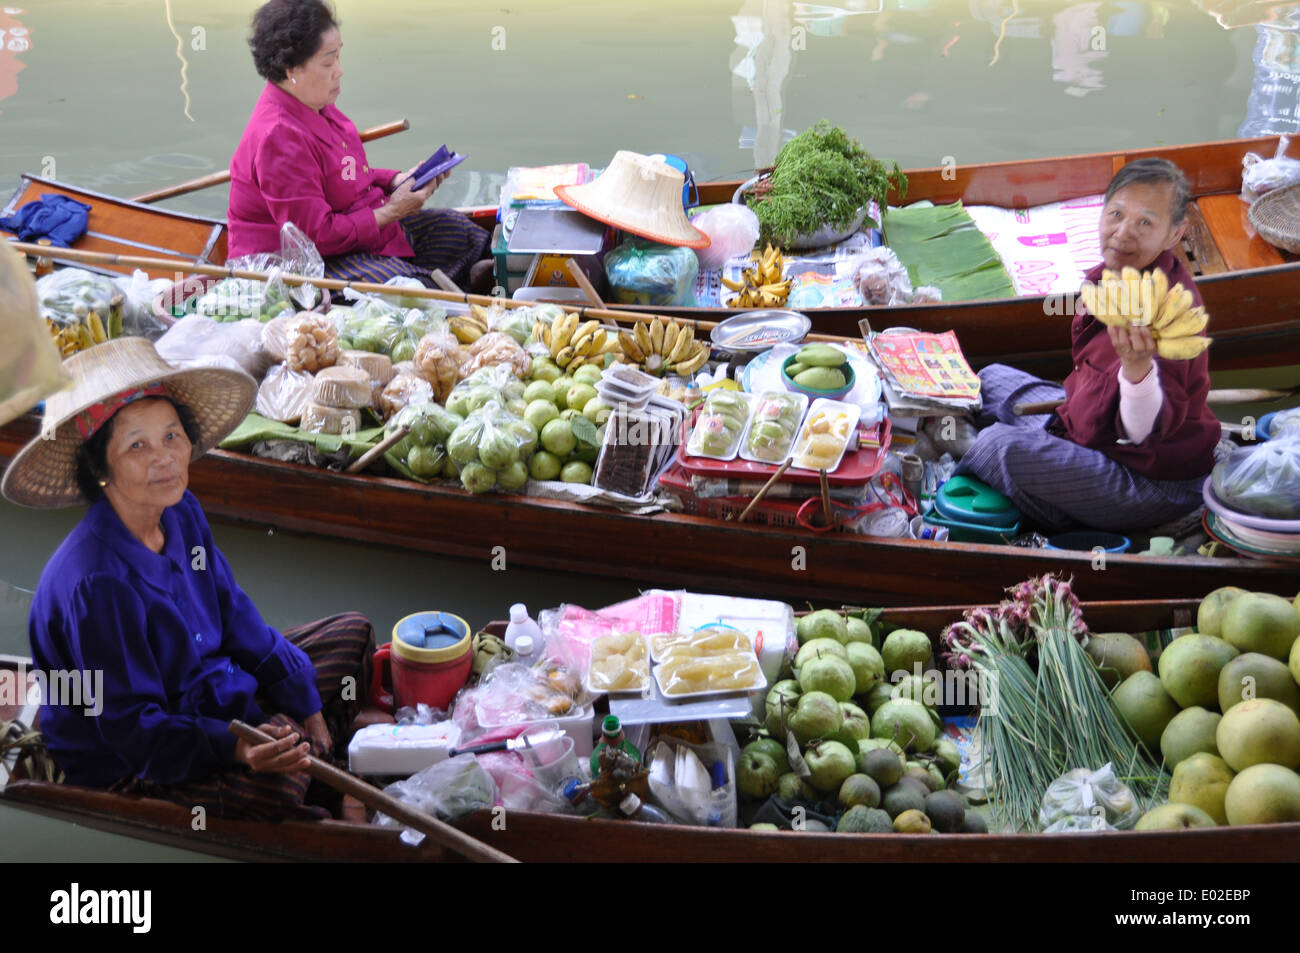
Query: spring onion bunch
941 575 1167 832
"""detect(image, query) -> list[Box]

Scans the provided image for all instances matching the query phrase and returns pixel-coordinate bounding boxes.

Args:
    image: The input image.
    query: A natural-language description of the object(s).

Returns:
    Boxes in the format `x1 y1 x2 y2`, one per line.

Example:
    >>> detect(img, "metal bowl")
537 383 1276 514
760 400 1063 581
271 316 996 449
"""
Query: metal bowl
732 175 869 250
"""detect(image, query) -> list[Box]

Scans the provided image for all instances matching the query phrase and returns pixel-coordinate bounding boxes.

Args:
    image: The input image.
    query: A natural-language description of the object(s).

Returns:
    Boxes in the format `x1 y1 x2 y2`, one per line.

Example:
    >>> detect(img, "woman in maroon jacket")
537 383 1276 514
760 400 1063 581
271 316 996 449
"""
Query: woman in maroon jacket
228 0 492 290
957 158 1222 532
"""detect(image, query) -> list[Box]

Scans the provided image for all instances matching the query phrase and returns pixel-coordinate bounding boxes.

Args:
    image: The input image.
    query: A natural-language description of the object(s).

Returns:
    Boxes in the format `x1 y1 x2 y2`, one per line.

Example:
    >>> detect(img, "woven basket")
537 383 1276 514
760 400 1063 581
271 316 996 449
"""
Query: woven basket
1248 181 1300 254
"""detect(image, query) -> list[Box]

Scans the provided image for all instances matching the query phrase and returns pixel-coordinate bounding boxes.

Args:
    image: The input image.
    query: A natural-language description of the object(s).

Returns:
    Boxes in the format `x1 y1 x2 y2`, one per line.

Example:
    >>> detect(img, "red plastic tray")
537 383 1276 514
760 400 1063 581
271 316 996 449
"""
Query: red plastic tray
676 413 891 486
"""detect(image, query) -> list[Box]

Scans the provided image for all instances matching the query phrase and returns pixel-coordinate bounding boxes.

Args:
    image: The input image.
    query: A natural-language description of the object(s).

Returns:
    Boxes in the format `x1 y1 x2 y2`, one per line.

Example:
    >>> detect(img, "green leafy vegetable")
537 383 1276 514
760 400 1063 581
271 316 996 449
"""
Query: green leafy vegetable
747 120 907 247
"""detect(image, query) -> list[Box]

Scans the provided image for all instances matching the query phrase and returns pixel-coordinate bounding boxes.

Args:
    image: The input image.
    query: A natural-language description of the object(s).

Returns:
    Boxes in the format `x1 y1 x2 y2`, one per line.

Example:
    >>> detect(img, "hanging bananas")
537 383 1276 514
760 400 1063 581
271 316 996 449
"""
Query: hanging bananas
615 316 710 377
722 243 792 309
1078 266 1211 361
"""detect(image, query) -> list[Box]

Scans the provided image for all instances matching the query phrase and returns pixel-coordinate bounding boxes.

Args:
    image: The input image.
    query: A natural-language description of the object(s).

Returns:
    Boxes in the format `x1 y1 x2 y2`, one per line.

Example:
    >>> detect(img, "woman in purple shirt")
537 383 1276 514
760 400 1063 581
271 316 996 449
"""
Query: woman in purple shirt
228 0 492 292
2 339 381 819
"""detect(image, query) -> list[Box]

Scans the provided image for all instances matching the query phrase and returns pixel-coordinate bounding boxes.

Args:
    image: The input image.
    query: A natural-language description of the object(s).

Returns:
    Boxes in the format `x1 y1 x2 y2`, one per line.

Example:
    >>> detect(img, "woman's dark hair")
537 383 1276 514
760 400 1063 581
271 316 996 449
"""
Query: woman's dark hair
1105 158 1191 225
248 0 339 82
75 398 201 504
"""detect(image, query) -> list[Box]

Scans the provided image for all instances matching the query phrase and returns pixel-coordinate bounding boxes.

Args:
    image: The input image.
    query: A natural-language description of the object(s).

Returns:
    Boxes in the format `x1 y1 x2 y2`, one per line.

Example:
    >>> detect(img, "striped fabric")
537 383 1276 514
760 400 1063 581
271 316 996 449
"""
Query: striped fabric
323 209 490 288
957 365 1205 532
114 612 375 821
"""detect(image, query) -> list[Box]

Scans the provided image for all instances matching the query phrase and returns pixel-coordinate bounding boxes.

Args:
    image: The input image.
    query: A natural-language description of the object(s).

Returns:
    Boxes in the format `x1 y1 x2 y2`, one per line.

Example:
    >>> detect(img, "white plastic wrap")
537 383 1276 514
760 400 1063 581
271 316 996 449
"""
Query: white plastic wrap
1242 136 1300 202
155 315 272 379
1039 764 1141 833
691 204 761 270
255 363 314 423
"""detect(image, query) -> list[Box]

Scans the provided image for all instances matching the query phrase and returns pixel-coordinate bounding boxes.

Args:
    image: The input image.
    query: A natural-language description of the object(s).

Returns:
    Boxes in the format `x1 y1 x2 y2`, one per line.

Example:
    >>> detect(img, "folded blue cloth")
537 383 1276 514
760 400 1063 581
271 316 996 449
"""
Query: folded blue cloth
0 194 92 247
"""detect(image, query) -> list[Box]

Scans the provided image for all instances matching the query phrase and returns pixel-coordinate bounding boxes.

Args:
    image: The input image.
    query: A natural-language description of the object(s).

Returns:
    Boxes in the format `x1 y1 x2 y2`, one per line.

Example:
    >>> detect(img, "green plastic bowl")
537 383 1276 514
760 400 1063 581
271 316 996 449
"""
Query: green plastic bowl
781 353 855 400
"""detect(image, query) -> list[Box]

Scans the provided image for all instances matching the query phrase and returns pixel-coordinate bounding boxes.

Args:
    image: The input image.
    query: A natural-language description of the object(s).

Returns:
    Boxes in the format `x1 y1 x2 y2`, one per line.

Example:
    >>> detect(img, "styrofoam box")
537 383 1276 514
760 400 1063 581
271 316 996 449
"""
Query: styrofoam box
347 722 463 776
476 704 596 758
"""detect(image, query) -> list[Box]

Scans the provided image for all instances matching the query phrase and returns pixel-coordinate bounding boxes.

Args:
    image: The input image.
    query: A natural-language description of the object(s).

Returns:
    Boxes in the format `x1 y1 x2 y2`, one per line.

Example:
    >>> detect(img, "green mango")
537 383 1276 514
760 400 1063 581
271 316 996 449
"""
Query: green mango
794 367 847 391
797 344 847 368
784 361 808 378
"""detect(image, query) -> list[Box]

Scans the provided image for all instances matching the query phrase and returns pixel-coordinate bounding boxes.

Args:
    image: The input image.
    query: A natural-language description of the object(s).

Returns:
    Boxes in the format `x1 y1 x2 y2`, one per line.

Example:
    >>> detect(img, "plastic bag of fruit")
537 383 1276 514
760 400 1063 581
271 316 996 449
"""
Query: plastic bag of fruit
445 364 526 419
383 401 463 481
1039 764 1140 832
444 400 539 494
1212 434 1300 519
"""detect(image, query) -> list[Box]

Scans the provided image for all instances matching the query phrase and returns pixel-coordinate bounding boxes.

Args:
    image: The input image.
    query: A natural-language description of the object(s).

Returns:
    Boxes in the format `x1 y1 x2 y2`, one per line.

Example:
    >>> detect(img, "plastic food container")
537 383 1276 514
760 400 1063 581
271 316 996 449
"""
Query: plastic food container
739 390 808 464
597 364 660 410
789 398 860 473
686 390 755 461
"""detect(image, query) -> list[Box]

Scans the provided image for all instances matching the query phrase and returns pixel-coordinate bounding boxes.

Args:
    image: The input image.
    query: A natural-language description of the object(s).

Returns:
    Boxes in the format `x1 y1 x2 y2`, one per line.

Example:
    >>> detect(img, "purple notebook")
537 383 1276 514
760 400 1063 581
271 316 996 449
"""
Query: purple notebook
402 145 466 190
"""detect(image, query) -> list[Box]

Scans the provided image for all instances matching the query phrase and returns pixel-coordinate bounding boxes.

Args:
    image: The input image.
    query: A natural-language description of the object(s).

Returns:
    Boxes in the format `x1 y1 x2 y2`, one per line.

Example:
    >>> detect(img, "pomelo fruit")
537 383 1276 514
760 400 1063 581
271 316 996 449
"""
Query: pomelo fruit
1196 586 1247 637
1160 706 1221 769
1113 670 1180 756
837 805 892 833
871 698 936 753
1158 634 1238 709
1220 592 1300 660
1135 803 1216 830
881 629 932 679
1224 763 1300 826
1217 653 1300 715
1216 698 1300 771
1084 631 1153 689
1168 752 1235 825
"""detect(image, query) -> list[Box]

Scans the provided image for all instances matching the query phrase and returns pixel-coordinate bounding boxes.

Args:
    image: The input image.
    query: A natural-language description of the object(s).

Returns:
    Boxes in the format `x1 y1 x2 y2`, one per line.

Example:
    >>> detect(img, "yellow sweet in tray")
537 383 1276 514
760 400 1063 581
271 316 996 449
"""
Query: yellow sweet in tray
588 630 649 692
654 626 762 696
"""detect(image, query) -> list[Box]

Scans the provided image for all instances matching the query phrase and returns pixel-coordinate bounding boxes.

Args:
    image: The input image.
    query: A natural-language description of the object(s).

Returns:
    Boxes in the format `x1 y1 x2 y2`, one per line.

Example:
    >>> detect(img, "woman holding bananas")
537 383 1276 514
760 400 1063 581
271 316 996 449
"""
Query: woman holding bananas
956 159 1222 532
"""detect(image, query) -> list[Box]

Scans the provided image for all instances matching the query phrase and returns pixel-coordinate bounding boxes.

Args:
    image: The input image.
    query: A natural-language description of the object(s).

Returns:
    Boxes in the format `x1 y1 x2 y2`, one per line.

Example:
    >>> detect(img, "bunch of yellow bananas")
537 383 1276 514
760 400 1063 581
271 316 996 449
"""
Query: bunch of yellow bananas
617 316 710 377
532 310 618 372
450 306 490 345
47 311 113 358
721 244 792 309
1079 266 1212 360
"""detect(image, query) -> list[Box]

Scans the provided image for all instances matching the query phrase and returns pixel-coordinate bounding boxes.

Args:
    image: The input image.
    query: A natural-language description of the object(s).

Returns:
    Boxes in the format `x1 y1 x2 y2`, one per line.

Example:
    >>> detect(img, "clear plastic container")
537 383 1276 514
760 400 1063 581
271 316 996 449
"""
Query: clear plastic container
685 390 755 461
739 390 808 464
790 398 861 473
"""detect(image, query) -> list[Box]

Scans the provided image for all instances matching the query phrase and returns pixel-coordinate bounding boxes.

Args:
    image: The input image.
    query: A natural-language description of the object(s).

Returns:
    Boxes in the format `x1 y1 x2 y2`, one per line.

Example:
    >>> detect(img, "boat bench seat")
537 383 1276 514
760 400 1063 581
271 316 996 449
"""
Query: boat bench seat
1195 193 1292 272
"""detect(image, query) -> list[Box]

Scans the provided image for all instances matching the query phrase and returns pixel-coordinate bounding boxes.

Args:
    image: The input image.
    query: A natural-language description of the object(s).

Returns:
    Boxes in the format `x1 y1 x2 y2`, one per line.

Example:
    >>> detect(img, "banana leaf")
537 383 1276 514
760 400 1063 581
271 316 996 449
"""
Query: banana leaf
220 412 385 457
883 201 1016 302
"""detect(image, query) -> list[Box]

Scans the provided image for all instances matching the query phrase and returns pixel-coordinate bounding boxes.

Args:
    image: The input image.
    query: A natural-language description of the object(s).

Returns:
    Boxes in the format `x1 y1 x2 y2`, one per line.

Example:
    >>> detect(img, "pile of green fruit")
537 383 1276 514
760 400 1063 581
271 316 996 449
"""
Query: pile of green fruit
1114 587 1300 829
783 343 851 393
520 357 609 484
738 608 986 834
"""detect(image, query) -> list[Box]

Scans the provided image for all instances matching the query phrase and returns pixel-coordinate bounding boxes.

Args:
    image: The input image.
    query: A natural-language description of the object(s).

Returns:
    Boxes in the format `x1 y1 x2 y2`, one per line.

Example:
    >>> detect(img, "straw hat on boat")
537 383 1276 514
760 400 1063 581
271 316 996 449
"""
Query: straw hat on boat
555 151 710 249
2 337 255 508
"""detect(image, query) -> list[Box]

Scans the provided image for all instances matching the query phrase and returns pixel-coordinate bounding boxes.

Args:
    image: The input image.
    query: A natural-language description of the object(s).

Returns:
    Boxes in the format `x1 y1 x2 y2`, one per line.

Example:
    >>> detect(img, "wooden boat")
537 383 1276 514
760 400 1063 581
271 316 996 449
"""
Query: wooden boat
1 411 1295 608
5 135 1299 379
4 602 1299 862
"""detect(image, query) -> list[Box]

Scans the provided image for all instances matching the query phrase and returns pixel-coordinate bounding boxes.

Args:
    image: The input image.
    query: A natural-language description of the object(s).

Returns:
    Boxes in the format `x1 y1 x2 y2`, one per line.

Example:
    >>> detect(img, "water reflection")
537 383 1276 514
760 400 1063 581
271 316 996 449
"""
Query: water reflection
163 0 195 122
1232 2 1300 134
0 6 31 104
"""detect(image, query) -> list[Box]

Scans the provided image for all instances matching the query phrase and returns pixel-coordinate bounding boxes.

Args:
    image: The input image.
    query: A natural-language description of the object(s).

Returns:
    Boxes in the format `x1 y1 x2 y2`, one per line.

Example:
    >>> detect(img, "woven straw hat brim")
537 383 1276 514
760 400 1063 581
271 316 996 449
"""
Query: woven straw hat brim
1 338 255 509
555 151 710 250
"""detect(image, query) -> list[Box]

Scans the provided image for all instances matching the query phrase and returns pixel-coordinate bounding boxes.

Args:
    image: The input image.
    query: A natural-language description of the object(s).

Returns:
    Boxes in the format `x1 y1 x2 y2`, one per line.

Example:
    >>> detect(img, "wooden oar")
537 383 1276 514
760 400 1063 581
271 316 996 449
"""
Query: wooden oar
130 120 411 204
346 424 409 474
228 719 519 864
736 460 792 523
1014 386 1300 416
5 241 724 333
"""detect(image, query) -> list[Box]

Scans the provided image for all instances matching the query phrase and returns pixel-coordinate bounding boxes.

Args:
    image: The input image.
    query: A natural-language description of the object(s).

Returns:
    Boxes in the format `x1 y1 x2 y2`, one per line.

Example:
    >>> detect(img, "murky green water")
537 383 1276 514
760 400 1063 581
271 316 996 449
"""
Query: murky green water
3 0 1299 861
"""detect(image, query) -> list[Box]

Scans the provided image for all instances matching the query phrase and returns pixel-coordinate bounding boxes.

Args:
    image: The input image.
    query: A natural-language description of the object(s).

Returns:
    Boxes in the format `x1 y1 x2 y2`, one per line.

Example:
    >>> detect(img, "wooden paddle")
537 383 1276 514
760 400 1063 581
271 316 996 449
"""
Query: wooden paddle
346 424 410 474
1014 386 1300 416
130 120 411 204
228 719 519 864
6 241 729 335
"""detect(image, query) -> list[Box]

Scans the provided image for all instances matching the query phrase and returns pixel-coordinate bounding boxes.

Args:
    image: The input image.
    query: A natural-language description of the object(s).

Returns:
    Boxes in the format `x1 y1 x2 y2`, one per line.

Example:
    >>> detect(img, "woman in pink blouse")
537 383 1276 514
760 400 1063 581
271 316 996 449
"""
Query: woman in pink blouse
228 0 492 291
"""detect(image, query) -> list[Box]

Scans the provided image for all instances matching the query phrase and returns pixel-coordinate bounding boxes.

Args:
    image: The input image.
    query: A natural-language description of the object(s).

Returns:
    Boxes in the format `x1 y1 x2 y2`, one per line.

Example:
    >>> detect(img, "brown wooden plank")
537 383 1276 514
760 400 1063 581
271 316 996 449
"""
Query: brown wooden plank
1180 201 1229 276
1197 193 1287 271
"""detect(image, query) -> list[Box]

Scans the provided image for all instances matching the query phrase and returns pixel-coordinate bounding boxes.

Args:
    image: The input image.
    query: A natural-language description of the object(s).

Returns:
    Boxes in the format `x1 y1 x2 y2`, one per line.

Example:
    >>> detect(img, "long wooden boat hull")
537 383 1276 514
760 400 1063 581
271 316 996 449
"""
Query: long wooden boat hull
495 136 1300 378
2 414 1294 608
4 602 1298 862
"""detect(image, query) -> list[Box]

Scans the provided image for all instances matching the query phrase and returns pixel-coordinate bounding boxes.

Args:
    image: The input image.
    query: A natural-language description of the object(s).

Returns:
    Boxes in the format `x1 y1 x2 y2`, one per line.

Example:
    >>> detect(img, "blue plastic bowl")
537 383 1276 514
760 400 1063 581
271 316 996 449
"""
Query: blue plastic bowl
1045 531 1130 554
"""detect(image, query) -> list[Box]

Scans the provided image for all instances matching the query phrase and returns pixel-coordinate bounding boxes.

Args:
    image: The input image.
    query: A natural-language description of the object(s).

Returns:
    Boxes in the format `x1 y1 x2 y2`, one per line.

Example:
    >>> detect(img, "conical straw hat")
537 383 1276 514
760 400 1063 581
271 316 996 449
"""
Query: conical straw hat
555 151 710 249
2 337 255 508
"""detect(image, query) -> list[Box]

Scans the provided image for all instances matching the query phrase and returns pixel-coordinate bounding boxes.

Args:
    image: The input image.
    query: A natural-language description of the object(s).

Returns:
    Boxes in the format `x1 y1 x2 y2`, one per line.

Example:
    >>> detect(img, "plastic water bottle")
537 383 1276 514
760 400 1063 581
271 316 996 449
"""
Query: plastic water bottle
514 635 535 661
504 604 543 655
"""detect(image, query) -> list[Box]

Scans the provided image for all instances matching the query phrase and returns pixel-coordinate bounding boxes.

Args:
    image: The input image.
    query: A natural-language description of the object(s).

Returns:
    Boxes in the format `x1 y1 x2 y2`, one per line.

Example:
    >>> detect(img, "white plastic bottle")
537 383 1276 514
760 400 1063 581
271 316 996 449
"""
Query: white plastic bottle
514 635 535 662
504 604 543 656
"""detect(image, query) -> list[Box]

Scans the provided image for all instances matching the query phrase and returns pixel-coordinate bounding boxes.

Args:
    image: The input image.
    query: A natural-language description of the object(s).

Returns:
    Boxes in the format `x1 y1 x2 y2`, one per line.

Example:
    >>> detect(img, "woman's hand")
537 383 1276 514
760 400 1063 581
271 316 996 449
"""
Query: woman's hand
376 173 438 228
1108 324 1157 383
303 711 332 755
234 722 311 774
